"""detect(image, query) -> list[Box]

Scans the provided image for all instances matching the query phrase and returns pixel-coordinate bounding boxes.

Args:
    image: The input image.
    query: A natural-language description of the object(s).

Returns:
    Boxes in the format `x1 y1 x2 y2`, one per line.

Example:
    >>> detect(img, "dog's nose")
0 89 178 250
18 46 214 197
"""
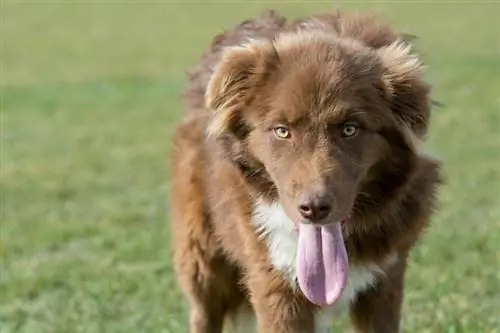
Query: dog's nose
297 193 332 222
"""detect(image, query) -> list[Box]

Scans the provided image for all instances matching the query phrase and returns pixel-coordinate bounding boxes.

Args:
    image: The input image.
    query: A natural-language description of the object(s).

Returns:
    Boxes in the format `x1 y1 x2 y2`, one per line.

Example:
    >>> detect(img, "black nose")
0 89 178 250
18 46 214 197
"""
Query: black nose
297 192 333 222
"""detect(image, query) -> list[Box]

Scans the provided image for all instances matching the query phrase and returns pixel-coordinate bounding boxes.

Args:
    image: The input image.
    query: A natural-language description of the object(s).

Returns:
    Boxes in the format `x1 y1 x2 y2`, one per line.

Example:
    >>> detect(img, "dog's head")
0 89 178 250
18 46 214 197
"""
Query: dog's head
206 31 430 227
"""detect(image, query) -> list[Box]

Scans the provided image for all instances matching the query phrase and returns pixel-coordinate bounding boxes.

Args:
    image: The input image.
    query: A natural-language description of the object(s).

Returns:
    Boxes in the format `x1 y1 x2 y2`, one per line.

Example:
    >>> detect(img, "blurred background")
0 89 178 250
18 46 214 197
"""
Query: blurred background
2 1 499 332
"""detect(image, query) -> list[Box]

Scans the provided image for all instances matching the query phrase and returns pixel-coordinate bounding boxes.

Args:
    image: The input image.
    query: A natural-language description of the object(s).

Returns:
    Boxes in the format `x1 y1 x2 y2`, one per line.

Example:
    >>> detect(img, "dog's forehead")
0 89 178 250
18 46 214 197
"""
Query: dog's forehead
267 63 380 125
253 32 386 125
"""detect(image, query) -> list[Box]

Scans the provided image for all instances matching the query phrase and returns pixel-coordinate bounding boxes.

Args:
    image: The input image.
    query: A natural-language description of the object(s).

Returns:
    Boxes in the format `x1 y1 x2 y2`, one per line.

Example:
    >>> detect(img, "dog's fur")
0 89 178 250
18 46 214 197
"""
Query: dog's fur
171 9 441 333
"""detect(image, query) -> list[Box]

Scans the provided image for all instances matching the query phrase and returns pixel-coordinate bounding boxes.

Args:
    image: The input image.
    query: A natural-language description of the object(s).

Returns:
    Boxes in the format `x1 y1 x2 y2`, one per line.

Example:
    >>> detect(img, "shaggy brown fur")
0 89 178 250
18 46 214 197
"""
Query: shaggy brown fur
171 9 441 333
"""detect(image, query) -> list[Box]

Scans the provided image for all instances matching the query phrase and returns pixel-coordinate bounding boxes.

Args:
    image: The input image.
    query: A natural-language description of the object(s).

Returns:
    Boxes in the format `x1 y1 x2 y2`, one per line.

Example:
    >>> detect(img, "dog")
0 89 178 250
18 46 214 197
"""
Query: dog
171 9 441 333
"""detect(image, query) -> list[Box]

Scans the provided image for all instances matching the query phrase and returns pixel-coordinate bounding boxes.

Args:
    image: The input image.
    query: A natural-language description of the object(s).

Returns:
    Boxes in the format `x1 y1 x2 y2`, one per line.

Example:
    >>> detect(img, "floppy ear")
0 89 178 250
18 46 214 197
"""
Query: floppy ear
377 41 431 138
205 40 279 137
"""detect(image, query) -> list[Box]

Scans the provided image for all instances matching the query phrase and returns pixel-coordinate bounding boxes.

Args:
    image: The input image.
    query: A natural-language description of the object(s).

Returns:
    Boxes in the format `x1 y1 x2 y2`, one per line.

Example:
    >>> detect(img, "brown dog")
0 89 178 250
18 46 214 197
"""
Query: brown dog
171 9 441 333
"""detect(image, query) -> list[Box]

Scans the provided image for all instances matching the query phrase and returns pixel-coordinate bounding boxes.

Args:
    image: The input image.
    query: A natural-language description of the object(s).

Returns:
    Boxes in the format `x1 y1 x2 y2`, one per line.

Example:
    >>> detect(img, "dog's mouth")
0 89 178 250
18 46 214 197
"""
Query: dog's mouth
295 213 351 307
292 213 350 231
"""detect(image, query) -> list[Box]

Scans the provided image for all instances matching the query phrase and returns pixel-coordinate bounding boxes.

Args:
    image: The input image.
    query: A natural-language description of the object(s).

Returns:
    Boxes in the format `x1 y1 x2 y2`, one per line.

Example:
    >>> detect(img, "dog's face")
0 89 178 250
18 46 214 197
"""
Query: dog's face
207 32 430 226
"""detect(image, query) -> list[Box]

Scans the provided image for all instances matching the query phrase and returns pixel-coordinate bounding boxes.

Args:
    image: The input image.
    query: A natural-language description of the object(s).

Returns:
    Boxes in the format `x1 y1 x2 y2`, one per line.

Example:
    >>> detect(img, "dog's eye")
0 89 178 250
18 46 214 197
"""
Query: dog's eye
273 126 291 139
341 122 359 138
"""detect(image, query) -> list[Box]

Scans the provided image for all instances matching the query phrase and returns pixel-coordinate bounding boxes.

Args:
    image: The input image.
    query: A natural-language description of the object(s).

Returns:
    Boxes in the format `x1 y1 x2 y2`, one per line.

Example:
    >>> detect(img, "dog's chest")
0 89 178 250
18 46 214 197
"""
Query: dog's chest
252 201 391 329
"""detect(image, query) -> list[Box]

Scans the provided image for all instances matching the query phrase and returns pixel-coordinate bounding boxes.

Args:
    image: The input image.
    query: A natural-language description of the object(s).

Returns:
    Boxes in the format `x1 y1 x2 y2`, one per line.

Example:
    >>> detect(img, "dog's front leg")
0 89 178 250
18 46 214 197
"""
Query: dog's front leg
349 252 409 333
246 267 315 333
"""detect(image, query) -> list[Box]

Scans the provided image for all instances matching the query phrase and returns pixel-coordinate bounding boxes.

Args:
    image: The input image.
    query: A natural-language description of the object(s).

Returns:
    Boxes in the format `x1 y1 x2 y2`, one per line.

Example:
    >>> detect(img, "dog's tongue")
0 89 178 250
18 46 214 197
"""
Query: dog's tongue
297 223 348 306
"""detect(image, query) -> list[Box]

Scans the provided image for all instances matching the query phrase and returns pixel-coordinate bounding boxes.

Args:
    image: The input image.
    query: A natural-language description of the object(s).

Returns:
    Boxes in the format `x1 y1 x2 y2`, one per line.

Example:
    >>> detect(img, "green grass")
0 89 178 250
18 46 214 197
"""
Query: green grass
1 2 499 332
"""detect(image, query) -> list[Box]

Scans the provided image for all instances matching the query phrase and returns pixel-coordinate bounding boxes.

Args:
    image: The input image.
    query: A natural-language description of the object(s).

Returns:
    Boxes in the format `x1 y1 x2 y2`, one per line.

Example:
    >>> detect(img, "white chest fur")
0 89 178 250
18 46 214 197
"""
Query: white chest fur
251 200 397 331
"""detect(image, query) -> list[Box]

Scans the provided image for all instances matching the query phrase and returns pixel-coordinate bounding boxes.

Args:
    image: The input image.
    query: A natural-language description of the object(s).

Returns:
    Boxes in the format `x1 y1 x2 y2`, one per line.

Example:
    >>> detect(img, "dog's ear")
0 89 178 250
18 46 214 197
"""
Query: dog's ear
206 40 279 136
377 41 431 138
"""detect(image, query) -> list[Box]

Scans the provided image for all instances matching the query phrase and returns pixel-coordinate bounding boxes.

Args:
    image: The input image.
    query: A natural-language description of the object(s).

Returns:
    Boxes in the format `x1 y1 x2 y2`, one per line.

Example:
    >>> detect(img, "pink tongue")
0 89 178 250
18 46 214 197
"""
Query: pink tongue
297 223 348 306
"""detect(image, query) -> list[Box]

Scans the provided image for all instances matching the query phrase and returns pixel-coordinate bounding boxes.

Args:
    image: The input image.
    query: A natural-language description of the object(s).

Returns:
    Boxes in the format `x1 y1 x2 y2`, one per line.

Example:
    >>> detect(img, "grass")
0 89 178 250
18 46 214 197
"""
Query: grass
1 2 499 332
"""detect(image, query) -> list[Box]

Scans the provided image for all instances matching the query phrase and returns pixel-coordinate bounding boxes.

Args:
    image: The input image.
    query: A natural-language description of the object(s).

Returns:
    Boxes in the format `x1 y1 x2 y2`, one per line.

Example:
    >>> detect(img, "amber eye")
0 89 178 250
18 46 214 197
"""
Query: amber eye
273 126 291 139
341 122 359 138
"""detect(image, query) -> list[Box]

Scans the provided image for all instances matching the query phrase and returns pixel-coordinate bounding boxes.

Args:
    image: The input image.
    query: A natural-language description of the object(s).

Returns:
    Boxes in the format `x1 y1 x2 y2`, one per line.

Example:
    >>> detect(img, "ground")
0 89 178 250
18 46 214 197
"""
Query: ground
1 2 499 332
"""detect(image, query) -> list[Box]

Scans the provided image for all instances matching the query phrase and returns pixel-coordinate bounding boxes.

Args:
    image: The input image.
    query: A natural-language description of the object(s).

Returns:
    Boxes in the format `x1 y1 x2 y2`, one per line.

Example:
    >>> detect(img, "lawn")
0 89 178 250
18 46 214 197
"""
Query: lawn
1 2 499 332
